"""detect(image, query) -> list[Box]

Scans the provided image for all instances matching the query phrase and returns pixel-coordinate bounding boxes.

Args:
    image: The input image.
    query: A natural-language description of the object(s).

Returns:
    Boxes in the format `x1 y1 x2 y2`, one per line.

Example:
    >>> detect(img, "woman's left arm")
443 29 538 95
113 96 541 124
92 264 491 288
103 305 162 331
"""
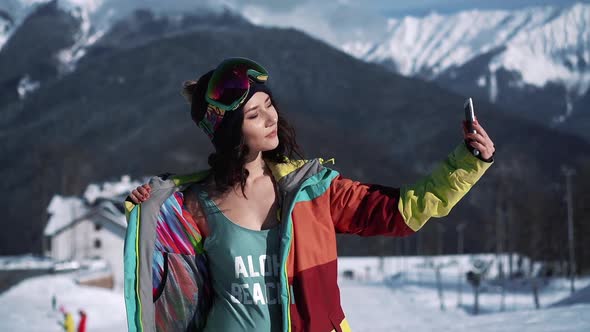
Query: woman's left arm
329 118 495 236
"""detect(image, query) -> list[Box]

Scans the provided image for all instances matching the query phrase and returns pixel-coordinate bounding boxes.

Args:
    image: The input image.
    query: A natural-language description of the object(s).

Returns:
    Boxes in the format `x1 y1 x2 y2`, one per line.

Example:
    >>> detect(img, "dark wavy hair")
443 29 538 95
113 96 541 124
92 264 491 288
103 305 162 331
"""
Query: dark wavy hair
181 69 305 198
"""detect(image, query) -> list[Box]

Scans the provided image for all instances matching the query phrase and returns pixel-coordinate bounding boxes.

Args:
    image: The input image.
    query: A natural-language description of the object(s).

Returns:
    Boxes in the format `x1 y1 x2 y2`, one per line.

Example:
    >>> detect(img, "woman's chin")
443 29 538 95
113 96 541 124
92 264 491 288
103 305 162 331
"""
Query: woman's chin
263 138 280 151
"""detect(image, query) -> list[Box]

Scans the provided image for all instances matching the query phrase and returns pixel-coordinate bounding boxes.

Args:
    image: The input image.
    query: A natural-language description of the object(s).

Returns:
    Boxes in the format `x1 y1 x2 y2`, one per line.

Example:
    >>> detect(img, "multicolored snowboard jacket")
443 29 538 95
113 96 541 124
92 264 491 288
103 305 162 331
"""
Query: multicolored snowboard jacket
123 142 493 332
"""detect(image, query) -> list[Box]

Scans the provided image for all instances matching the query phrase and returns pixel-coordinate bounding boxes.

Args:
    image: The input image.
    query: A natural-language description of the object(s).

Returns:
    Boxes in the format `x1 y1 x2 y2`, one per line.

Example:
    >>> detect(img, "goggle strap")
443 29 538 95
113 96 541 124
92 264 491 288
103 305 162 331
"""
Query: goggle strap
199 104 226 139
247 69 268 82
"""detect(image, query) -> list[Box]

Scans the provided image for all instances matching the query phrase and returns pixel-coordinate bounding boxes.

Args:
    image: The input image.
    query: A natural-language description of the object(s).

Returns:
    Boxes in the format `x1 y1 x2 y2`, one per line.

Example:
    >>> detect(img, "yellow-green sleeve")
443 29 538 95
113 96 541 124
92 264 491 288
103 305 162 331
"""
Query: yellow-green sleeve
398 142 493 232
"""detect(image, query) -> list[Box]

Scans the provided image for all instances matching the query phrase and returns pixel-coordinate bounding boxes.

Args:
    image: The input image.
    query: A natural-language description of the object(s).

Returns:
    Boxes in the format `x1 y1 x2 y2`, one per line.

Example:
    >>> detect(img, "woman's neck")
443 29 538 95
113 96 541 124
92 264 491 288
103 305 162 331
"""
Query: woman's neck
243 151 268 181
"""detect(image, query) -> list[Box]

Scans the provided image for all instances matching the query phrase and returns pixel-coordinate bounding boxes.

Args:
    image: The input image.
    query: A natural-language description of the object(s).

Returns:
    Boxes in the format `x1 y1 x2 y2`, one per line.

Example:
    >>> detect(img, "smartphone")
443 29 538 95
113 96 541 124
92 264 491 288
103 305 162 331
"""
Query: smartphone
463 98 480 156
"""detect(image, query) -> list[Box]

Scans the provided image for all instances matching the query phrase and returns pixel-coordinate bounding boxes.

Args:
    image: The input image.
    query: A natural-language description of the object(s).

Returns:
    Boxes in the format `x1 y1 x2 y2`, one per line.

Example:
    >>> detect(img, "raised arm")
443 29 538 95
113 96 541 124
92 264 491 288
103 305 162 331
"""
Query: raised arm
329 118 495 236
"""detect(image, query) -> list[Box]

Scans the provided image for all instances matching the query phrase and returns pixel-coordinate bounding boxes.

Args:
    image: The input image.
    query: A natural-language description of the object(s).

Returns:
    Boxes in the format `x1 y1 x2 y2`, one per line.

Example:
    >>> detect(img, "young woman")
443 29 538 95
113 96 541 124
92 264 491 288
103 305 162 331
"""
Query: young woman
124 57 495 332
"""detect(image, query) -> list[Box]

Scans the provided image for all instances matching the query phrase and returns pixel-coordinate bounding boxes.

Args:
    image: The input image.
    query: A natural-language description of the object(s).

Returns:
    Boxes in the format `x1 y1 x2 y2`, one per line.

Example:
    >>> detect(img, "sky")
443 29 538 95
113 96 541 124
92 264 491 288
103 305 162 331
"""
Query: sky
226 0 590 17
361 0 590 16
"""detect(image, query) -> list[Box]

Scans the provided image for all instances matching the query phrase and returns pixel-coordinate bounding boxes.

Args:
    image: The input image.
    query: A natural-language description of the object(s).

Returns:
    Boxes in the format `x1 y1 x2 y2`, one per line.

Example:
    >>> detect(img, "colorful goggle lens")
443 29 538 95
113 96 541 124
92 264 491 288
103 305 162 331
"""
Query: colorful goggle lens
205 57 269 111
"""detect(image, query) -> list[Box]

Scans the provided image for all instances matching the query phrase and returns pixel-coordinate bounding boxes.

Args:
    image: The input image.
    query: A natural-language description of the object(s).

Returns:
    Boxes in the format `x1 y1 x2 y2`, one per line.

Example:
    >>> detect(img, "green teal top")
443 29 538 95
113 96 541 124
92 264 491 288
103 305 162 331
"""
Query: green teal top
196 185 282 332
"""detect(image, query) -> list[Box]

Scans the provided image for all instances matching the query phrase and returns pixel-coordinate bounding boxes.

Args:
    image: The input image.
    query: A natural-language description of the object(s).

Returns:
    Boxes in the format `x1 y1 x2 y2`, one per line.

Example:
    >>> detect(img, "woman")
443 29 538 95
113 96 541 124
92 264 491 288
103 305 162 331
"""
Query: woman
124 57 495 332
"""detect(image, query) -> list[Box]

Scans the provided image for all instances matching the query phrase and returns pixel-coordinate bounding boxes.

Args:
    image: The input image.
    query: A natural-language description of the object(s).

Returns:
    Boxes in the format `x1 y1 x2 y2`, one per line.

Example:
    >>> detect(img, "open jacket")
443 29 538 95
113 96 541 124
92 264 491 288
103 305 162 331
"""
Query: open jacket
123 142 493 332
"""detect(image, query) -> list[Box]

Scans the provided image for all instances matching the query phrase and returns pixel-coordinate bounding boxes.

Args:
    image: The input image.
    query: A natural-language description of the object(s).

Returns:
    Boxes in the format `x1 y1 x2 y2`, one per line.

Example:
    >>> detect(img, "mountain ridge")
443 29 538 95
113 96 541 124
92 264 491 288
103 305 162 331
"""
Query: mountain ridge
1 3 589 264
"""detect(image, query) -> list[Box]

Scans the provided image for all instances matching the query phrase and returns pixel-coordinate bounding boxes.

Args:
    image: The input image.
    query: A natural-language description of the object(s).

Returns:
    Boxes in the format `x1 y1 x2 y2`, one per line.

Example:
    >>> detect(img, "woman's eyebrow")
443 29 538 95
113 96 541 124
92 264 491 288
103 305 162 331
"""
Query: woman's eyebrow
245 97 271 113
245 105 259 113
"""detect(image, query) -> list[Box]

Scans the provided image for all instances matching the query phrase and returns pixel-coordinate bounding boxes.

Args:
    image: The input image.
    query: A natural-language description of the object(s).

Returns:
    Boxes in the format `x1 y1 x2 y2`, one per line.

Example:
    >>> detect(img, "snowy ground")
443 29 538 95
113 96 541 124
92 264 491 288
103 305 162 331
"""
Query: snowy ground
1 255 589 331
341 279 590 331
0 274 126 332
340 256 590 331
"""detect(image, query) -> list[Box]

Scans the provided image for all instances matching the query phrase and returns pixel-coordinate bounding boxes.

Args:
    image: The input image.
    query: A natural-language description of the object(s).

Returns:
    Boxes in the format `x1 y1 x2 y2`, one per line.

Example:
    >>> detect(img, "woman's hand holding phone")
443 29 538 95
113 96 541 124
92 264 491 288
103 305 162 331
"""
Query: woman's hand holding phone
462 98 495 162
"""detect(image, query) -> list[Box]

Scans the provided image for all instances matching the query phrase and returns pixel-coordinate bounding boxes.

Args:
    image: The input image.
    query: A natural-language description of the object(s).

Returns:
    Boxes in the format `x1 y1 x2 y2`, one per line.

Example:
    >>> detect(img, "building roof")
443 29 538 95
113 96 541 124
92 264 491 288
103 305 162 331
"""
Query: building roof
44 175 144 236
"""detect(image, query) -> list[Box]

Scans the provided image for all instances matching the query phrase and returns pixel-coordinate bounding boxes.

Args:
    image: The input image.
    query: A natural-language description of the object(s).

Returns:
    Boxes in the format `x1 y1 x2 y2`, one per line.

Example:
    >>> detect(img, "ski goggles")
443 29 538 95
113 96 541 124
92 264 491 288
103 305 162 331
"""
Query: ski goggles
205 57 269 111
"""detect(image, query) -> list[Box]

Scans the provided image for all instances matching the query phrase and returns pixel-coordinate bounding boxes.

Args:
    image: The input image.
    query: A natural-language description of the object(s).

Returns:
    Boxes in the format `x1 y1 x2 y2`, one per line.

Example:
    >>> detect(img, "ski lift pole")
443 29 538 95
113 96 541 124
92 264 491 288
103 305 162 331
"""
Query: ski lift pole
562 165 576 294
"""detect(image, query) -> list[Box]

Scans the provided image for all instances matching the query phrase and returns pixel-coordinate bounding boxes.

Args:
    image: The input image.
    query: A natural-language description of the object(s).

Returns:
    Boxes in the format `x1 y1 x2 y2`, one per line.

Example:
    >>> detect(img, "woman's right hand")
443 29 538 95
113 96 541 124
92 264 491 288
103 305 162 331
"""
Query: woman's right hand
129 184 151 204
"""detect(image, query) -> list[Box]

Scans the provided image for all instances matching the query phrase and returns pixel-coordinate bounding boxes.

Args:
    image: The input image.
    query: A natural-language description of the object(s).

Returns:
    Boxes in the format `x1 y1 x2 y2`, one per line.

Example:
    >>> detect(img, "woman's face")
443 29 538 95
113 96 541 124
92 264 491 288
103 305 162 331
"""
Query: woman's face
241 91 279 153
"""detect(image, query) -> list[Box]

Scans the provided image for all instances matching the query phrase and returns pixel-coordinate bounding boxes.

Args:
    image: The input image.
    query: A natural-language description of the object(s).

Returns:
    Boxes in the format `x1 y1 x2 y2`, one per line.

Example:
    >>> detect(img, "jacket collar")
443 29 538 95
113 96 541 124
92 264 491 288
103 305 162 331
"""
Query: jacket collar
264 157 307 183
169 156 335 187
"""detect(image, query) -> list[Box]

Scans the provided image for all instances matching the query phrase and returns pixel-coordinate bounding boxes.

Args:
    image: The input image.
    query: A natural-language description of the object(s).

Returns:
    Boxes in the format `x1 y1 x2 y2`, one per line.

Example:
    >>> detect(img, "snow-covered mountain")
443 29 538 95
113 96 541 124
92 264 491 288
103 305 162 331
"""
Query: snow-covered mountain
352 3 590 99
0 0 224 71
222 1 590 137
334 3 590 139
6 1 587 107
2 0 590 257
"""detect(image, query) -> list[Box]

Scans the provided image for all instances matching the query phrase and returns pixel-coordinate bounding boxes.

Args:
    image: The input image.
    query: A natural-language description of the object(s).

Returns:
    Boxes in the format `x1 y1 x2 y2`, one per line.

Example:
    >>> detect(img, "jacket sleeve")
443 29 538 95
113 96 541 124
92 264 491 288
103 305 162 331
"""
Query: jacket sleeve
123 173 173 223
329 142 493 236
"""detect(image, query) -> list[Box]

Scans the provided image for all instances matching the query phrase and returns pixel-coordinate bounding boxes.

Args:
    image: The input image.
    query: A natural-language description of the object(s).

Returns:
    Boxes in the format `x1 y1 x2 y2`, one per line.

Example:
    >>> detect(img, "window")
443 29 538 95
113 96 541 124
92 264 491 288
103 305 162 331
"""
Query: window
45 237 52 252
94 223 102 231
94 239 101 249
